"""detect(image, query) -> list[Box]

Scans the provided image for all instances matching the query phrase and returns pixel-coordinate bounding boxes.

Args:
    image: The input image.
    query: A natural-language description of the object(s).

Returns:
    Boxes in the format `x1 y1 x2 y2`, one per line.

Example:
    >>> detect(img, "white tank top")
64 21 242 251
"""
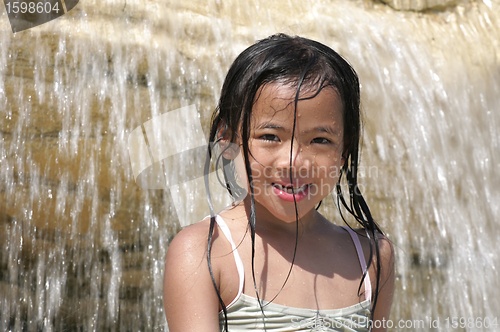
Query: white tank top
215 215 372 331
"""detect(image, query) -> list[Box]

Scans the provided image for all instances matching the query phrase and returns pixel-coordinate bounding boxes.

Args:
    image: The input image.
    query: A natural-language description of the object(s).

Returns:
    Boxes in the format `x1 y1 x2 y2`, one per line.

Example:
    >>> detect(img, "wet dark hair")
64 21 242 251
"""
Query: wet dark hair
205 33 384 331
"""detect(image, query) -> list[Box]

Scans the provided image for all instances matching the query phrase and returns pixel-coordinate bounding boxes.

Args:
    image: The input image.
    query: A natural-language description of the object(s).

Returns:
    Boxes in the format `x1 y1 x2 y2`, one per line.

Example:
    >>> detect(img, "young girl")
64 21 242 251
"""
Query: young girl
163 34 394 331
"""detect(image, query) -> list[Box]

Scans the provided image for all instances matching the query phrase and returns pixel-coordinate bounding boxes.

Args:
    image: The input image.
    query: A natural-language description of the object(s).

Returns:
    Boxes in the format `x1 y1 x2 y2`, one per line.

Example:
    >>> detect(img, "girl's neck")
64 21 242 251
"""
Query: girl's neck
236 199 324 236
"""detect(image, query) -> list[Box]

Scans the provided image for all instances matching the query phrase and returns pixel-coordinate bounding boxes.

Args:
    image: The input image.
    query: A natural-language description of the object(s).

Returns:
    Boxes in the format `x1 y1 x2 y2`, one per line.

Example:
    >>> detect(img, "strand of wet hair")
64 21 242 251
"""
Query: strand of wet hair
203 143 230 331
335 153 383 328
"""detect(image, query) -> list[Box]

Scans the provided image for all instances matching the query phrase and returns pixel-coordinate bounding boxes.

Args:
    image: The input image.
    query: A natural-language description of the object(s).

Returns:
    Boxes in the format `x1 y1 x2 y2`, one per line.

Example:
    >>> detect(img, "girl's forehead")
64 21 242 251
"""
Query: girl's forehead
256 82 320 102
252 83 343 120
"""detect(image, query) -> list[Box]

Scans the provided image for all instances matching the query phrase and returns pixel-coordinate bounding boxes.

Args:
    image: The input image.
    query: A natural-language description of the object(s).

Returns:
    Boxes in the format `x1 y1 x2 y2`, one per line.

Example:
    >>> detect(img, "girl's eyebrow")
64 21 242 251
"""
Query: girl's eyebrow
255 123 340 136
255 121 286 131
304 126 340 136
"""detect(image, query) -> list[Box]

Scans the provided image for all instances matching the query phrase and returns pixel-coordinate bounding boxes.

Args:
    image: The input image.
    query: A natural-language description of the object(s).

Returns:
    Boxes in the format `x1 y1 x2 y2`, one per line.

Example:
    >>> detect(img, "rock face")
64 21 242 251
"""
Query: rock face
1 0 499 330
380 0 466 11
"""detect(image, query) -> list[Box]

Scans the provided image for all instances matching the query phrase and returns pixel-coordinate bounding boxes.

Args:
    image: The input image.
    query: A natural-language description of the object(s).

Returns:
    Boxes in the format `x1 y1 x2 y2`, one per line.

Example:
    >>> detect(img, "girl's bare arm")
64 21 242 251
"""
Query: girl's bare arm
163 224 221 332
372 236 396 332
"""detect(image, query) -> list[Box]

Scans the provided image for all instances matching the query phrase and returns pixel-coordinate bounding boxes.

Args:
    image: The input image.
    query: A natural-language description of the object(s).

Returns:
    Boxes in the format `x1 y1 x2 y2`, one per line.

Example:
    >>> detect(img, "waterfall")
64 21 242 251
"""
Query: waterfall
1 0 499 330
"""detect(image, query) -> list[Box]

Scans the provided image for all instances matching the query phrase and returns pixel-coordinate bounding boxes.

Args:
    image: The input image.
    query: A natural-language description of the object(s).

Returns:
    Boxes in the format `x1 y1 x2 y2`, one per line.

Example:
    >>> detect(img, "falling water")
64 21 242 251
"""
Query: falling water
0 0 499 331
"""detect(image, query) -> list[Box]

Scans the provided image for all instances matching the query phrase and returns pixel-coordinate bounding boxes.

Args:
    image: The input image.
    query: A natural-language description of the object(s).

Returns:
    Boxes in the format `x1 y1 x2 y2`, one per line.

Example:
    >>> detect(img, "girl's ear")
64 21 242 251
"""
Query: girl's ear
219 138 239 160
217 124 239 160
340 151 348 169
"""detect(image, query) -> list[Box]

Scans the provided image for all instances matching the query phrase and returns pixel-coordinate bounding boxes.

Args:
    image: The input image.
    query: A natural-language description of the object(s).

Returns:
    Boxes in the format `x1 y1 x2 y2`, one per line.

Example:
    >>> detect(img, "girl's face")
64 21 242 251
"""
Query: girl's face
245 82 344 222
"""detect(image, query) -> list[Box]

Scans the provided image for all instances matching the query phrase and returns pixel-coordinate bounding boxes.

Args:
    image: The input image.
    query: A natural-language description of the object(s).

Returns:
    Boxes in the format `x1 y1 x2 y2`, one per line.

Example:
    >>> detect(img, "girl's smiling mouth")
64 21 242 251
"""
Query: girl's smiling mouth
271 183 310 202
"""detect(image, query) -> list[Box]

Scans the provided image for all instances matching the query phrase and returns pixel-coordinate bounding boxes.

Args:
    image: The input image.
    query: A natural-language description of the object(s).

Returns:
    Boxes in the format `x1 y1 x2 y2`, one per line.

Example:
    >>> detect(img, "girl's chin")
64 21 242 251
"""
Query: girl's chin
253 201 317 223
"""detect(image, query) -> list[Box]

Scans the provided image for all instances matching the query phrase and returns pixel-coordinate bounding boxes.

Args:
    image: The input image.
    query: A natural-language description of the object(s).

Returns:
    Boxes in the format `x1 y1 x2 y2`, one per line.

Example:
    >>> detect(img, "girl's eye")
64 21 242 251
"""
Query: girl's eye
311 137 332 144
259 134 280 142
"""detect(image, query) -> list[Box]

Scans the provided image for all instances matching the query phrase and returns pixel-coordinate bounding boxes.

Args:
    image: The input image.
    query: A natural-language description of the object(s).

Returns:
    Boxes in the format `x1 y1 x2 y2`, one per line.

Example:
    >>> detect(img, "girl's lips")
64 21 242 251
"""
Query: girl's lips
271 183 310 202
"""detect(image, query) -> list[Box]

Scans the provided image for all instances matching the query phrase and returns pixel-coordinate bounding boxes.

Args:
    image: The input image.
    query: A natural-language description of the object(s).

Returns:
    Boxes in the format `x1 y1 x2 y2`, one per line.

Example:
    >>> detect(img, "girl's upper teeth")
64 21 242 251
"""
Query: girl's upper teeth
275 184 307 193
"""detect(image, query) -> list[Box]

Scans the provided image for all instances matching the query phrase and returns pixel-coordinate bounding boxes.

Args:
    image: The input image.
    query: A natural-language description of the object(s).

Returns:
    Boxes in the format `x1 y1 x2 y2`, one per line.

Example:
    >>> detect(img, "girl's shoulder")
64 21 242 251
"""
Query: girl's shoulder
347 226 393 246
375 231 395 275
164 219 212 274
163 217 225 330
168 218 211 250
342 226 394 270
166 216 237 263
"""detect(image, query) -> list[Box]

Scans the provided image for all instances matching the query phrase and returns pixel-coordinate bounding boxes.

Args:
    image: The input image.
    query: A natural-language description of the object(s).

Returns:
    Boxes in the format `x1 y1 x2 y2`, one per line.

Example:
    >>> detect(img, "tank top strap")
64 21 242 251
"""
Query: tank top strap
214 215 245 307
344 227 372 303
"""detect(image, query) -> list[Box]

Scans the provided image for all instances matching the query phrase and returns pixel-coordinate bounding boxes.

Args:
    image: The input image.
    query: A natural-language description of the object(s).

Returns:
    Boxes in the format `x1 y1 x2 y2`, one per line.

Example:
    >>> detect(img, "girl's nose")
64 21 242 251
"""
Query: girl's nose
276 140 310 172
